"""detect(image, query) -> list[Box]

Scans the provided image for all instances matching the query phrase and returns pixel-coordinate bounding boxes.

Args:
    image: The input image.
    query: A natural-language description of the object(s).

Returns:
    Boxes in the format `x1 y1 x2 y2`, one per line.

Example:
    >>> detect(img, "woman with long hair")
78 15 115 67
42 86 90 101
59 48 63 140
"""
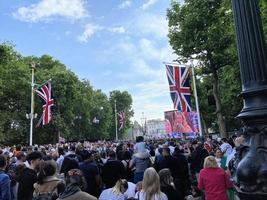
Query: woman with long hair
57 169 97 200
159 168 182 200
33 160 65 200
136 167 167 200
198 156 234 200
99 179 128 200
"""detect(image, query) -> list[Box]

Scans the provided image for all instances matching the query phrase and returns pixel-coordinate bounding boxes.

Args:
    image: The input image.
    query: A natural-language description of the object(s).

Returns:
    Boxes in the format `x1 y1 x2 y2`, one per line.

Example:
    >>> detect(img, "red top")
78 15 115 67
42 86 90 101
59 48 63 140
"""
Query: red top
198 167 234 200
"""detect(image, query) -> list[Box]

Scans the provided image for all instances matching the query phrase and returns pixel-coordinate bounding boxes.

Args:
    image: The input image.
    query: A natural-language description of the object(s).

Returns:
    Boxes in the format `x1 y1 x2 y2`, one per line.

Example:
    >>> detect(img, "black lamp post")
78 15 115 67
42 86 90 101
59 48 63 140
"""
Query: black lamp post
231 0 267 199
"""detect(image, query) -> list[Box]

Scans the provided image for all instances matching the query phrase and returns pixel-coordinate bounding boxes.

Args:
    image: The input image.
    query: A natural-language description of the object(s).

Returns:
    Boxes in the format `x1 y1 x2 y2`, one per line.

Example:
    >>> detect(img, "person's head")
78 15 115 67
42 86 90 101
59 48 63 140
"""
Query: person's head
16 151 26 162
123 150 131 160
65 169 87 191
191 140 198 149
136 136 144 143
221 138 228 143
0 155 7 169
215 148 223 158
142 167 161 200
112 179 128 195
203 156 218 168
135 181 142 192
26 151 43 170
37 160 57 184
16 145 22 151
60 157 79 176
162 146 170 157
80 150 92 162
58 147 65 156
108 150 116 159
159 168 173 187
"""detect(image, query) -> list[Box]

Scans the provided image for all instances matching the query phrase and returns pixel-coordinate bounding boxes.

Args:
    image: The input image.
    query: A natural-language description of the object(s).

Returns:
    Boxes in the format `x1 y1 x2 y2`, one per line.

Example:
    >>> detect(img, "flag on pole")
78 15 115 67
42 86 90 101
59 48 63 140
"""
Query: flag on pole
117 111 125 131
35 81 54 126
165 64 191 112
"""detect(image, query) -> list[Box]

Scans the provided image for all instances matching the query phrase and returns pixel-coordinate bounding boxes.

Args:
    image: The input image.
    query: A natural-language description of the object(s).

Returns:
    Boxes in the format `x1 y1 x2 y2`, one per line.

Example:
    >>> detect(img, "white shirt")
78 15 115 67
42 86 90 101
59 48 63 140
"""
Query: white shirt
125 182 136 199
99 188 125 200
135 190 168 200
226 148 236 168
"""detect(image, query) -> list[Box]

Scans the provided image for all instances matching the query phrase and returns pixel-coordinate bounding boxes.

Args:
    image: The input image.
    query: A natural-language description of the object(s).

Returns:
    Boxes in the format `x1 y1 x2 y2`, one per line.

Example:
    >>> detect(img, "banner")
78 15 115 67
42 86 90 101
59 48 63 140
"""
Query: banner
164 110 199 135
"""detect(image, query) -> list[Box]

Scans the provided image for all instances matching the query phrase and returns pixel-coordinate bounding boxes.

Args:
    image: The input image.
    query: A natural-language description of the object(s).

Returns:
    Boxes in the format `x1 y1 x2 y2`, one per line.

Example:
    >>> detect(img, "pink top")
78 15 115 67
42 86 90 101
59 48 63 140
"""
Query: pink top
198 168 234 200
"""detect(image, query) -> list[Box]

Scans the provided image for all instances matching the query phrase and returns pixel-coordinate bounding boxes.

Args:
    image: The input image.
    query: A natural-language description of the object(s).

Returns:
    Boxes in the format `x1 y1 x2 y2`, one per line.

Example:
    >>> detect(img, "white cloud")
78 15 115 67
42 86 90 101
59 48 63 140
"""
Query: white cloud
13 0 87 22
134 13 168 39
109 26 126 34
77 24 103 43
140 0 159 10
118 0 132 9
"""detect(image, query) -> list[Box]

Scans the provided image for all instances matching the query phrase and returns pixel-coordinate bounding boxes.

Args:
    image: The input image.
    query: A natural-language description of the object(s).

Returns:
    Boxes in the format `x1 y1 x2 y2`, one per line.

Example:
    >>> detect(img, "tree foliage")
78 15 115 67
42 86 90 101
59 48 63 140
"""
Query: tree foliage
0 44 133 144
109 90 134 139
167 0 242 137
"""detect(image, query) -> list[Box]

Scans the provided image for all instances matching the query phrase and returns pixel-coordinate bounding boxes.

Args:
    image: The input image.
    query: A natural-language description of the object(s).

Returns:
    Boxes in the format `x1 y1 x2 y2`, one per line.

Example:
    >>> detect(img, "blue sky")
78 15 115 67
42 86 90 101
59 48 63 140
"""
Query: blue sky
0 0 183 123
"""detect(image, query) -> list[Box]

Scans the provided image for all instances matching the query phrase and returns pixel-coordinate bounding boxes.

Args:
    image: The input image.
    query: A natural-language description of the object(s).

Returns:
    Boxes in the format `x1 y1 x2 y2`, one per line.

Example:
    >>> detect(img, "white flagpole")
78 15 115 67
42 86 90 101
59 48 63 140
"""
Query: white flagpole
191 63 203 136
115 100 118 141
29 63 35 146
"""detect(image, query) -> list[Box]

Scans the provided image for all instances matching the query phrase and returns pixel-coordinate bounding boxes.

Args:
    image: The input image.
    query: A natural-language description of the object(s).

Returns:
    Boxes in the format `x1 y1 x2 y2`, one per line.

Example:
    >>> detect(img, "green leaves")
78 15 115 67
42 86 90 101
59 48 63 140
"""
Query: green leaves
167 0 242 136
0 43 134 144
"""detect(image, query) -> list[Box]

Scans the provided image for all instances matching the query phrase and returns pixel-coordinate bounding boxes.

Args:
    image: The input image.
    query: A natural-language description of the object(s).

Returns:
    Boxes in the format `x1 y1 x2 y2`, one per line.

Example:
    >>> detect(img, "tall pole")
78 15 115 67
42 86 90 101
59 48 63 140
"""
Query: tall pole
231 0 267 199
191 63 203 137
29 63 35 146
115 100 118 141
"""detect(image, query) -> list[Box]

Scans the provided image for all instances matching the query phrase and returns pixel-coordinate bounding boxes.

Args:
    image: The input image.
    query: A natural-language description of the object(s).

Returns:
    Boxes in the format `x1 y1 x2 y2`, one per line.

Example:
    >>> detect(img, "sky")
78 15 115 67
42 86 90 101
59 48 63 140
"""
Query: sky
0 0 183 123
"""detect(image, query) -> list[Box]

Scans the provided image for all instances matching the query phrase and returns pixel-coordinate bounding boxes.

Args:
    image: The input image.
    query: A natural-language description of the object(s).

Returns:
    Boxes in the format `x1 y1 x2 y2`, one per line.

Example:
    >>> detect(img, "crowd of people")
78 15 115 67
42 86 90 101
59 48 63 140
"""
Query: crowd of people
0 134 246 200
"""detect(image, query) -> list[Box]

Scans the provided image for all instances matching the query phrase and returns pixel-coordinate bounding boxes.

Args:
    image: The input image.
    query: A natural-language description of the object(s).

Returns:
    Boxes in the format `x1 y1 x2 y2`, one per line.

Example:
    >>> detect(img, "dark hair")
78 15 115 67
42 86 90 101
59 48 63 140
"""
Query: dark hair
80 150 92 161
0 155 6 168
163 147 170 155
60 157 79 176
37 160 57 184
16 145 22 151
136 136 144 143
16 152 25 160
108 150 116 159
70 146 76 152
58 147 64 156
221 138 228 143
123 151 131 160
26 151 43 163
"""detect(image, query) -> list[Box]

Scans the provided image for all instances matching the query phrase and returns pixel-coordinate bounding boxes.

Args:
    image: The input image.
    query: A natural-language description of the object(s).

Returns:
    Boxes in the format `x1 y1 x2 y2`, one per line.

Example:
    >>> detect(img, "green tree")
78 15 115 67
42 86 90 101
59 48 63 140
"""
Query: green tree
260 0 267 41
109 90 134 139
167 0 237 137
0 43 30 144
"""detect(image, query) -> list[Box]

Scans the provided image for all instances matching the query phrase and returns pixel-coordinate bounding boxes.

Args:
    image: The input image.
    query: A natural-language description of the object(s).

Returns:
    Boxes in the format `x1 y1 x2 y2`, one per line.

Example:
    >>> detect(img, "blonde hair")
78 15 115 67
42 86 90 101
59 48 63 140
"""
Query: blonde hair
112 179 128 195
142 167 161 200
203 156 218 168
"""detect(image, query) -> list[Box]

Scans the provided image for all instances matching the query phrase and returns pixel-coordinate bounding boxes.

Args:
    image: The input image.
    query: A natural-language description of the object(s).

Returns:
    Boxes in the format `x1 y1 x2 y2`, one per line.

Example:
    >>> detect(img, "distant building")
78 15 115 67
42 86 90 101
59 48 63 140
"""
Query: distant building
146 119 166 138
126 121 143 140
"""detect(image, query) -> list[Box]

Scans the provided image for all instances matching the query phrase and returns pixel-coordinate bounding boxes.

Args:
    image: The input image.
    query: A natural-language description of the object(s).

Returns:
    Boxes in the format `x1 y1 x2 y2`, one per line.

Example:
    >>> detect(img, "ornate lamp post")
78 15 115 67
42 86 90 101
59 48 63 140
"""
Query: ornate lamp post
231 0 267 199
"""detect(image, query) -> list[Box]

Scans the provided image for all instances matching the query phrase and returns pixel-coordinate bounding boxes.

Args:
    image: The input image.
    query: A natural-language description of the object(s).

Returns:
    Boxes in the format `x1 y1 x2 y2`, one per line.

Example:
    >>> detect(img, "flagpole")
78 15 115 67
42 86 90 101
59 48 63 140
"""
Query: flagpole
115 100 118 141
191 63 203 137
29 63 35 146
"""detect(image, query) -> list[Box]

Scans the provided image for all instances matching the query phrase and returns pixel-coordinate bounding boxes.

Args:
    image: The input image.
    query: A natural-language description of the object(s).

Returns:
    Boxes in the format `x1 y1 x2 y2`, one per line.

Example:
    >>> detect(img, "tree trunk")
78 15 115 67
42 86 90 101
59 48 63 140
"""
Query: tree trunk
212 69 227 138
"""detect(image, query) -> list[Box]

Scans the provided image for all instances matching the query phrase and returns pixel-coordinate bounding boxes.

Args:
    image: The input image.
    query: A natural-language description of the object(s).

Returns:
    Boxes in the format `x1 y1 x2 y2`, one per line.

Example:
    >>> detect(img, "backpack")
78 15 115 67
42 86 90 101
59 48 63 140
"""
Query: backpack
32 193 54 200
33 180 63 200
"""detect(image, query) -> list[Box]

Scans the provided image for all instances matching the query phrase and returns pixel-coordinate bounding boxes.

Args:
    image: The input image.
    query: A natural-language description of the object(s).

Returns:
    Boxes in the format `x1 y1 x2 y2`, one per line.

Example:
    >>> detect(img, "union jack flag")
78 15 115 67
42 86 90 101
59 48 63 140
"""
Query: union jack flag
166 64 191 112
117 111 125 131
35 81 54 126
